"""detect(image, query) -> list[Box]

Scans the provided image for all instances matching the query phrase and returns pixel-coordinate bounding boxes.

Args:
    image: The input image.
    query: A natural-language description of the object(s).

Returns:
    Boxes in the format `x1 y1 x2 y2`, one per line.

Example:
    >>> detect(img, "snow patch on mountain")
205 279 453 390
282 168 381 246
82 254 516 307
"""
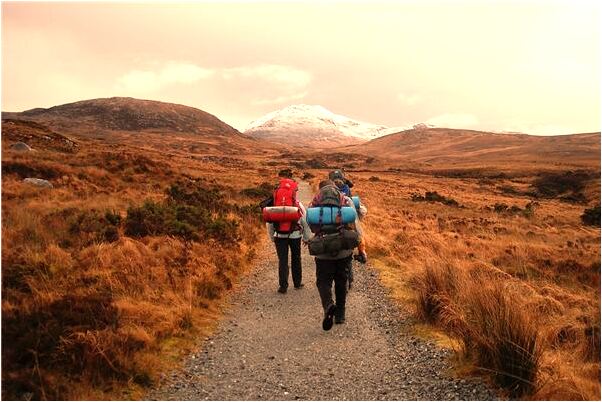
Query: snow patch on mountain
245 104 404 141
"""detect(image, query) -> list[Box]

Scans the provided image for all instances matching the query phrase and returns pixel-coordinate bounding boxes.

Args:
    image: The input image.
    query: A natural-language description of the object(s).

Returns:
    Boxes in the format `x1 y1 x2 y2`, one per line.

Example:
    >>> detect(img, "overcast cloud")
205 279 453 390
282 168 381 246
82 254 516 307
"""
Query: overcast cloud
2 1 600 134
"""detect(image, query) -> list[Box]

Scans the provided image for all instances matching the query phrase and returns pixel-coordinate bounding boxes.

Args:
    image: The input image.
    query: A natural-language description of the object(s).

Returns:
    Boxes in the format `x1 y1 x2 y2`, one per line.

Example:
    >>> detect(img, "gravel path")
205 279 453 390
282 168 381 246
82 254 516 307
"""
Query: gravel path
148 181 499 401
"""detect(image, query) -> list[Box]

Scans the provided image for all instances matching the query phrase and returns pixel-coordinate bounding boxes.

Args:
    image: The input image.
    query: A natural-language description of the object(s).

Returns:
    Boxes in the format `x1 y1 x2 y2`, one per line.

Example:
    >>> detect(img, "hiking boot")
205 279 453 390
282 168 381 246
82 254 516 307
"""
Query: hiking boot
294 283 304 290
277 287 287 294
335 306 345 324
322 304 336 331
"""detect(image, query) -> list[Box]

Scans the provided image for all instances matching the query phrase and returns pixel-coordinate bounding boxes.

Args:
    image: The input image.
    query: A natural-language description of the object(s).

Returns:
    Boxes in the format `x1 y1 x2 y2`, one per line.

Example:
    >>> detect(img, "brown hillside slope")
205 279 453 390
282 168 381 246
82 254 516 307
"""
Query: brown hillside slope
4 97 238 135
2 97 292 155
351 128 600 169
2 119 79 153
2 97 276 154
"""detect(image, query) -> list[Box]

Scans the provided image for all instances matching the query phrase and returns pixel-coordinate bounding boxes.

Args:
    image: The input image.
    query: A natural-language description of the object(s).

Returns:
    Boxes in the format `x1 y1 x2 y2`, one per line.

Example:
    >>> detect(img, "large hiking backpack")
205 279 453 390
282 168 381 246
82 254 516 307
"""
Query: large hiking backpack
307 184 359 256
333 178 352 197
328 169 345 182
309 184 344 233
262 178 301 234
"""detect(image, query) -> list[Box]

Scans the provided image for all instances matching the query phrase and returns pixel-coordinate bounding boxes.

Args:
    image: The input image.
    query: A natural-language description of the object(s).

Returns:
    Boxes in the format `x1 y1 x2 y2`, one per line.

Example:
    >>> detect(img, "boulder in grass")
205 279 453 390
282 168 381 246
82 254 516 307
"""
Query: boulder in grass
10 142 32 152
23 178 53 188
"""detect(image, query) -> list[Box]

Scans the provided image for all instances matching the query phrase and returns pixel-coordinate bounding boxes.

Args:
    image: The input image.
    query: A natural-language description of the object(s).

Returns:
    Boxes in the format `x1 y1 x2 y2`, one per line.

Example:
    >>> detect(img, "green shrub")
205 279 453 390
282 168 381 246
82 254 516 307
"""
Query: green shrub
104 210 122 226
240 182 274 199
68 209 121 245
166 183 226 212
124 201 205 241
302 172 315 180
581 204 601 227
124 201 170 238
206 217 240 244
125 187 240 243
411 191 459 207
493 202 538 218
278 168 294 178
532 171 593 198
237 204 262 221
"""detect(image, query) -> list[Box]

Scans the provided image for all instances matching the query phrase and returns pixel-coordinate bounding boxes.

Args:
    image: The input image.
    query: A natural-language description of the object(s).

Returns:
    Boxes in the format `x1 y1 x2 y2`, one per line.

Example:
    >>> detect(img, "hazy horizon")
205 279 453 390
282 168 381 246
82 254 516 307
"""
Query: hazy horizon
2 1 600 135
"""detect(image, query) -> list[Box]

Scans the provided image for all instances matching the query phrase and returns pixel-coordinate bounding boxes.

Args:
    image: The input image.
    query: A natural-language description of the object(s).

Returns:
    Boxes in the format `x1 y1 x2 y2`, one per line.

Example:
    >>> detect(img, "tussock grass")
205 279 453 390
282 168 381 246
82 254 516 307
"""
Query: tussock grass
415 263 541 395
342 169 600 399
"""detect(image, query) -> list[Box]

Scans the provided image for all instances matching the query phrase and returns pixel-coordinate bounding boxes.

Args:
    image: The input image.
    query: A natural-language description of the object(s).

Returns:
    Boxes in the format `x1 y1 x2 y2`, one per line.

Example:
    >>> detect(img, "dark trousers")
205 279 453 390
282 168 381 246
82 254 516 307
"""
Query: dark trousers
274 237 302 289
315 256 352 315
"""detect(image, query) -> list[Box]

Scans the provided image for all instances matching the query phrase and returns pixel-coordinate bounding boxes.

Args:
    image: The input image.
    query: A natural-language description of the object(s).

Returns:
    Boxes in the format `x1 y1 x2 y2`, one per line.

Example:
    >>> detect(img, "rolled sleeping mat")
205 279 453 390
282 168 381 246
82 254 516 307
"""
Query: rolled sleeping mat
262 206 302 223
306 206 357 225
352 196 361 210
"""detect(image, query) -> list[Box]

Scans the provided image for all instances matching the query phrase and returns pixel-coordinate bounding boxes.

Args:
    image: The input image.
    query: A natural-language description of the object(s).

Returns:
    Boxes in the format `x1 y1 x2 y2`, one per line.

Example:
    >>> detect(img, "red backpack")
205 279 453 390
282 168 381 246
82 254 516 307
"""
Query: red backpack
263 179 301 234
274 178 298 206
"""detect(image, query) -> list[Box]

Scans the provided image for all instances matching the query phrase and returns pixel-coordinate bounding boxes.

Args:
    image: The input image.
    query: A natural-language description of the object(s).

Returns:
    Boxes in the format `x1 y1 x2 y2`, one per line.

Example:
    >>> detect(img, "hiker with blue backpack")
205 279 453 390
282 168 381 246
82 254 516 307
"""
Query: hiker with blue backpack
331 171 368 290
306 179 363 330
262 172 311 294
332 177 368 255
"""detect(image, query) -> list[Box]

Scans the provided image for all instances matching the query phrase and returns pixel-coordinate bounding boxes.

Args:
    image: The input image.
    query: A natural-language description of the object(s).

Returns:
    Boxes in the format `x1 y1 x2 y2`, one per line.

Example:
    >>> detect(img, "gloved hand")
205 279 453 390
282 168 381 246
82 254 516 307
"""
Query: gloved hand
353 251 367 264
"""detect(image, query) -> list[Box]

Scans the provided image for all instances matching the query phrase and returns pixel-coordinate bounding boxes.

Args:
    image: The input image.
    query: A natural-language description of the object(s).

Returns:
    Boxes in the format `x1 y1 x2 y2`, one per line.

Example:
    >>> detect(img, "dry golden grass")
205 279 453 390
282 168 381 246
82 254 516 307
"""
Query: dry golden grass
3 119 600 400
334 168 601 399
1 131 279 400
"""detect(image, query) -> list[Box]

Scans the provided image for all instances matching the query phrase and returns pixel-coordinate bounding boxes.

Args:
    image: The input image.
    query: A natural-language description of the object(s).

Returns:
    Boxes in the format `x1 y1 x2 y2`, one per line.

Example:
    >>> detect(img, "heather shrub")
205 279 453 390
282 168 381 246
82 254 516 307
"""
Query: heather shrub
303 158 328 169
68 209 121 245
411 191 460 207
581 204 601 227
278 168 294 178
125 183 240 243
166 182 227 213
240 182 274 199
2 161 64 180
532 171 592 198
124 201 208 241
205 216 240 244
492 201 538 218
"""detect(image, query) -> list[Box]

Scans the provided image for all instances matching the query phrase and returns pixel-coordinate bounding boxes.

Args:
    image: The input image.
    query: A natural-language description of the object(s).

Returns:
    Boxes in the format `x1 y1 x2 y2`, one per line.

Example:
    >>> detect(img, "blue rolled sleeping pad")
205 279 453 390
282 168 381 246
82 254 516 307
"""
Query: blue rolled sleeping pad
306 206 357 225
352 196 361 210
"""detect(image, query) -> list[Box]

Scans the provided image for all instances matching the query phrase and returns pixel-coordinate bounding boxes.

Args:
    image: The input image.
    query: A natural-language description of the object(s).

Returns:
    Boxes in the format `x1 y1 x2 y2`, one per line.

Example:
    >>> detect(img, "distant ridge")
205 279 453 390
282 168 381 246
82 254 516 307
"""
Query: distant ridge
351 127 601 167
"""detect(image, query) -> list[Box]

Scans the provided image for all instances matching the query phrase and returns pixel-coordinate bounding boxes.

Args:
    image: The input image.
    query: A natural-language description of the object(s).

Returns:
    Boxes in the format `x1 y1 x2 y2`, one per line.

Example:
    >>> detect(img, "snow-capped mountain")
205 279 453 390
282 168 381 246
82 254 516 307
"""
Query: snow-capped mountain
244 104 407 147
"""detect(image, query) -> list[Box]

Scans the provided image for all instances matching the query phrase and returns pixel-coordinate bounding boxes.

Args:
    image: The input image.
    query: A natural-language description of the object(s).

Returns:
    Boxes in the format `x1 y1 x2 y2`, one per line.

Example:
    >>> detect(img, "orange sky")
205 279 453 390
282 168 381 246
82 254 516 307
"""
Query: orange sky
2 1 600 134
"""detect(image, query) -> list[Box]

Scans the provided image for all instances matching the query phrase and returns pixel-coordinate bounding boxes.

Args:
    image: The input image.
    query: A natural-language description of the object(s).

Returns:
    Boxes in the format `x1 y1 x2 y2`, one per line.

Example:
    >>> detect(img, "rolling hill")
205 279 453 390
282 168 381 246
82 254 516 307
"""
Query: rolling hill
3 97 240 136
350 127 601 169
2 97 273 155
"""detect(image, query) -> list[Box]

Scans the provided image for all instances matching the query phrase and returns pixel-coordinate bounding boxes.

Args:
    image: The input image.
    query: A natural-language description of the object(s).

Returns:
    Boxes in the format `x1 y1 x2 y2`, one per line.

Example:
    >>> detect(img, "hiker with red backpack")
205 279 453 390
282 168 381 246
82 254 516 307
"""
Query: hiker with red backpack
263 173 311 294
306 179 363 330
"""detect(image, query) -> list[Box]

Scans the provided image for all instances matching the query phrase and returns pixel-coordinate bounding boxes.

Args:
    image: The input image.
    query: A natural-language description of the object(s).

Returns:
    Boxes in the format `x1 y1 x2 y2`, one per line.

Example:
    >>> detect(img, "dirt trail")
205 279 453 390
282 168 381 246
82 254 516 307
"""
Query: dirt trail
148 180 498 400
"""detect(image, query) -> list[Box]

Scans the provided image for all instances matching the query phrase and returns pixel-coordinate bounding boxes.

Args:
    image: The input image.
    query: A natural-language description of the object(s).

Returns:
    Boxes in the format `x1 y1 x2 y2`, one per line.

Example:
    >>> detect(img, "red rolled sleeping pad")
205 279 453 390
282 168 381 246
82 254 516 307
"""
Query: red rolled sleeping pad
262 206 302 223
